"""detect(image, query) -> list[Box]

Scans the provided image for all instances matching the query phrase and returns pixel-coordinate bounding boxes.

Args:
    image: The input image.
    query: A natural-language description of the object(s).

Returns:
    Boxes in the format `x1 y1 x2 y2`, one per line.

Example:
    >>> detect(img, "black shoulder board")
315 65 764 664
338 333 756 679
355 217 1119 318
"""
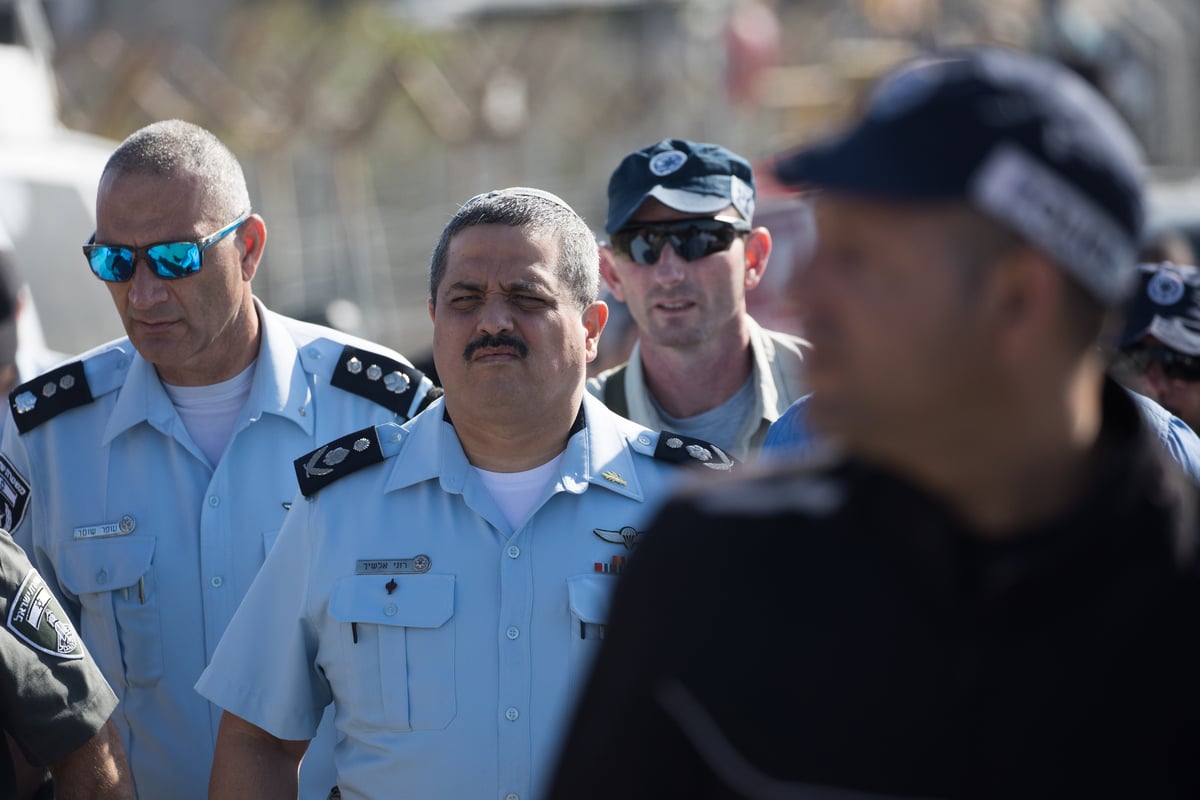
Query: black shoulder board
294 425 385 498
9 362 94 434
330 345 427 418
653 431 736 472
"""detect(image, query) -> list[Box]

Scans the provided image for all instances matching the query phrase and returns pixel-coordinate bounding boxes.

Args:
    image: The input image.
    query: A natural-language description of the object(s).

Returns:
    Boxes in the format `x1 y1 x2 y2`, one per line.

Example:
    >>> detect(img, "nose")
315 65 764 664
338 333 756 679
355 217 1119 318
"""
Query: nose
477 294 514 335
651 244 686 287
125 256 169 308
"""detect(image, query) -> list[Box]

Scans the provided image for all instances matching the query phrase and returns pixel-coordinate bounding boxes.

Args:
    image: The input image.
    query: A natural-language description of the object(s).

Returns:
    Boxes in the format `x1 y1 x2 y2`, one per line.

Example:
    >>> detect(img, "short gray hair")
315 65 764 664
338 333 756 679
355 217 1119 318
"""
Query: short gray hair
429 188 599 310
102 120 251 221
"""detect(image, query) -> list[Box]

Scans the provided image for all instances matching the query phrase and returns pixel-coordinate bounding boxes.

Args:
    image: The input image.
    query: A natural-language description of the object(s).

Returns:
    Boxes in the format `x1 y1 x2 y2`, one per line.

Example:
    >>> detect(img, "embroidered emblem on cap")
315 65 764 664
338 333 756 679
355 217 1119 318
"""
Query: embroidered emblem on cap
7 568 84 659
1148 271 1186 306
649 150 687 177
594 526 643 550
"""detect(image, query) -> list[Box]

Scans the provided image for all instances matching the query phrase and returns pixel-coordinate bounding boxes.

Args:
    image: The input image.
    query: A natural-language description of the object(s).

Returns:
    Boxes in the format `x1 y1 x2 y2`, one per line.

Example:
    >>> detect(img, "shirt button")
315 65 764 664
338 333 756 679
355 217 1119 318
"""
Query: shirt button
505 707 519 721
506 545 520 559
506 626 520 640
95 569 108 585
208 495 220 507
306 346 321 359
638 434 651 446
210 576 223 588
384 603 398 616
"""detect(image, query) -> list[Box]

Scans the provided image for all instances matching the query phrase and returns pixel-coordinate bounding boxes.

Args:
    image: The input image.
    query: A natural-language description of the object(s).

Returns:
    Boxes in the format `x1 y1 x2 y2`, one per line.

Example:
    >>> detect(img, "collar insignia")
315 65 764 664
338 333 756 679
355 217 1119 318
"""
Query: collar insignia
601 470 627 486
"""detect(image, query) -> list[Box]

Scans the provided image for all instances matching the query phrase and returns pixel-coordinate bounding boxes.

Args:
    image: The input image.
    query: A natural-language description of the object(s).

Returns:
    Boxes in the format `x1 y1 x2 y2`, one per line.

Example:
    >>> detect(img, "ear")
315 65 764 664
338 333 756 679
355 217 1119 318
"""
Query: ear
743 227 771 291
981 246 1056 363
428 298 436 323
598 247 628 303
582 300 610 364
237 214 267 282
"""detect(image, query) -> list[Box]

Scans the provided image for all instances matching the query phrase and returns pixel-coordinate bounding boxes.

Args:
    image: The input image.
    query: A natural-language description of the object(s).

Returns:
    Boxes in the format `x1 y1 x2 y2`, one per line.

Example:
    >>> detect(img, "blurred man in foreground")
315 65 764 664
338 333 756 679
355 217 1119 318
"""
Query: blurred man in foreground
550 48 1200 798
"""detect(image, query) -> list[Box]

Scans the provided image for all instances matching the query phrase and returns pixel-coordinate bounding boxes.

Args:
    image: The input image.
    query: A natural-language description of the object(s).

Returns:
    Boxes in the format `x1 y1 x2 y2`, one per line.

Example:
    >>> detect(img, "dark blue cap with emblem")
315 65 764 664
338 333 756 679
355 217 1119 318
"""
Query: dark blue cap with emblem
1120 262 1200 355
773 47 1145 307
605 138 757 234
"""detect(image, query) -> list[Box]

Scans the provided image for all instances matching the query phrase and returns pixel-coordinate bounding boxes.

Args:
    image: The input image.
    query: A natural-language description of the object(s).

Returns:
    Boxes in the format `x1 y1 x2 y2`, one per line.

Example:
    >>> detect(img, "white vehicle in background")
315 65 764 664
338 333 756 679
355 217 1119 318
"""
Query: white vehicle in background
0 0 122 361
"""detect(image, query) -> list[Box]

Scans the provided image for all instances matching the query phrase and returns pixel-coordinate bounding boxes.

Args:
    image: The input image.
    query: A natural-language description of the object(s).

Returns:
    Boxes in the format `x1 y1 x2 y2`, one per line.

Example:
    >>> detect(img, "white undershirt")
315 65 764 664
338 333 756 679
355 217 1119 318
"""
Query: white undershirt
473 452 565 532
162 361 256 467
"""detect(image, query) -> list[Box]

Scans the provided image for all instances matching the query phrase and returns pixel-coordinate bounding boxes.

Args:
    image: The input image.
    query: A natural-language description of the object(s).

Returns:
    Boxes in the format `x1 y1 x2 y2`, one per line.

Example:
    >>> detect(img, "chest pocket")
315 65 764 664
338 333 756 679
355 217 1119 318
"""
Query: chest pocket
57 535 161 688
328 573 456 732
567 574 617 694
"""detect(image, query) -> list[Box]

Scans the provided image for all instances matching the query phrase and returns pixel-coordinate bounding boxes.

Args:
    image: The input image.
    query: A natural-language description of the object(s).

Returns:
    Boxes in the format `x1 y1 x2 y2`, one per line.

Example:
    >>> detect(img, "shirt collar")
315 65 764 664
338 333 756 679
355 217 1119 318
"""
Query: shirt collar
101 298 314 445
383 393 646 502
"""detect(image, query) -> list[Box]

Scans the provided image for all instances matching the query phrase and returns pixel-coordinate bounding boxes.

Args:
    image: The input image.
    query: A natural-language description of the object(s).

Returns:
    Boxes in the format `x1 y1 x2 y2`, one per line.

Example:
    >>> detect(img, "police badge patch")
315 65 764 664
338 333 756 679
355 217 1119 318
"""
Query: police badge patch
7 568 84 659
0 454 30 533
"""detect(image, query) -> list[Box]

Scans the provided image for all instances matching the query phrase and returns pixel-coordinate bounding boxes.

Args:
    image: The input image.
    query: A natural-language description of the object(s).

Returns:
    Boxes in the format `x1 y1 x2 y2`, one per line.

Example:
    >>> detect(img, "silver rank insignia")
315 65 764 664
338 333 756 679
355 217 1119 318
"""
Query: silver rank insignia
593 526 643 550
658 433 734 471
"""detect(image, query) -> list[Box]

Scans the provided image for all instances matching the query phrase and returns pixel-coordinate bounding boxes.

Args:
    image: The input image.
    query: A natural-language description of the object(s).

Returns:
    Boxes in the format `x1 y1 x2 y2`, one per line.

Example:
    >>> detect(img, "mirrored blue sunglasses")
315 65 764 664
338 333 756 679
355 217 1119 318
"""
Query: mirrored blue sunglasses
83 210 251 282
610 216 751 266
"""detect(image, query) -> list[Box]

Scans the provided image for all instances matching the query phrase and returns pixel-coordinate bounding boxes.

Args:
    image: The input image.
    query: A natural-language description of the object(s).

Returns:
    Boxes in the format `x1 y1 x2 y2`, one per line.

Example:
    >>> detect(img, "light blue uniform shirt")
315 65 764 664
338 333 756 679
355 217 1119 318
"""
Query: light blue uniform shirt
761 389 1200 484
197 394 704 800
1 300 434 800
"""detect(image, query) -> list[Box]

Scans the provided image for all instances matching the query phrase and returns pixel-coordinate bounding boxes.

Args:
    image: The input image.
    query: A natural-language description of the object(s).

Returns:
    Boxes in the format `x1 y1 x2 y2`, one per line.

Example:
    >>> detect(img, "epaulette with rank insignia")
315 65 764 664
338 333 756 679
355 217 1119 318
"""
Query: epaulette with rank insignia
9 362 94 434
653 431 736 471
330 345 434 418
652 434 734 472
294 425 386 498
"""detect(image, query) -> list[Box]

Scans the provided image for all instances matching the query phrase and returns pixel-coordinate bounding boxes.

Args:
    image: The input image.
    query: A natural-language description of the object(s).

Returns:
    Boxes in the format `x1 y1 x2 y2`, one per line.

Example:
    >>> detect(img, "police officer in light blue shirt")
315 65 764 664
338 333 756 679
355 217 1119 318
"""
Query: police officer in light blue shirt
0 120 437 800
197 187 731 800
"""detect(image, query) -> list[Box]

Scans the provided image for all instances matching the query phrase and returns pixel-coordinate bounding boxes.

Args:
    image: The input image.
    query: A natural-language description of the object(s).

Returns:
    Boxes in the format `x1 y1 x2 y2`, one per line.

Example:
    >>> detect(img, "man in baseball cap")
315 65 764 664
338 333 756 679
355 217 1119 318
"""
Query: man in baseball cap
590 138 809 461
1113 261 1200 431
550 48 1200 798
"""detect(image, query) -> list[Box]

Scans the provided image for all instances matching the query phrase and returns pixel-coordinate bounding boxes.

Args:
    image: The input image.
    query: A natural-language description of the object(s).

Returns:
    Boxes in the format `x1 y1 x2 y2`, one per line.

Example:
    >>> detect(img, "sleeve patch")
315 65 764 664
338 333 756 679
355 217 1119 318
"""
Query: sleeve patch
0 454 30 532
294 426 385 498
7 568 84 660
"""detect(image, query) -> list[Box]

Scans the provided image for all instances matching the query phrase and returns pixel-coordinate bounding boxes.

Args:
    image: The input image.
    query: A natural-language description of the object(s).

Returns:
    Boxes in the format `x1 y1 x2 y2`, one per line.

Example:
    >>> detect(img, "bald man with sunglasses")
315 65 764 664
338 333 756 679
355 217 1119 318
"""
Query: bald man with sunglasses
0 120 438 800
589 139 809 461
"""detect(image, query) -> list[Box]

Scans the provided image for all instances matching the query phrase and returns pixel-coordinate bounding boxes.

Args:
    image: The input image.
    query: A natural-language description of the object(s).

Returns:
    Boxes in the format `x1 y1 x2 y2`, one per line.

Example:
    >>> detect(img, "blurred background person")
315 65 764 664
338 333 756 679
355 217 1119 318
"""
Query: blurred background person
1112 261 1200 433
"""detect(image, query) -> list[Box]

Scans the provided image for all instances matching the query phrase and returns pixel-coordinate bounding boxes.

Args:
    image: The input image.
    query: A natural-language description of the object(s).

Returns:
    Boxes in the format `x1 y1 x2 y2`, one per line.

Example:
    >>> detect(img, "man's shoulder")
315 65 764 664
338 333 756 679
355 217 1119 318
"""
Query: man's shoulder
587 396 736 473
8 338 134 435
292 405 442 500
750 320 811 360
273 312 441 419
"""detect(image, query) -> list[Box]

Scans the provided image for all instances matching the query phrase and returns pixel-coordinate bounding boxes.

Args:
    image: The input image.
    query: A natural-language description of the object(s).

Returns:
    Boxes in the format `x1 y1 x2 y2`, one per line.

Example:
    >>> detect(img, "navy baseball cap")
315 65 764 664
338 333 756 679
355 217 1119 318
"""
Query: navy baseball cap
605 139 756 234
1120 262 1200 355
774 47 1145 306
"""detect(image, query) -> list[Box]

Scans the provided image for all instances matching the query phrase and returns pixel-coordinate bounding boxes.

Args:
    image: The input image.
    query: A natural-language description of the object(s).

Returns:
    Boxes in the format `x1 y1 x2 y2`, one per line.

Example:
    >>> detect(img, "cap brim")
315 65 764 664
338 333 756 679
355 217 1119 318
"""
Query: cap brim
773 125 967 201
1144 317 1200 355
607 187 735 232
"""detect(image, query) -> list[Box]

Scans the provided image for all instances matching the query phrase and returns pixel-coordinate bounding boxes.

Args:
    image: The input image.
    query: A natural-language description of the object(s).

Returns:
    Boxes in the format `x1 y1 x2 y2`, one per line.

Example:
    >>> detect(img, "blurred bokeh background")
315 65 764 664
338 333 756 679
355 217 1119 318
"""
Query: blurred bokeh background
2 0 1199 363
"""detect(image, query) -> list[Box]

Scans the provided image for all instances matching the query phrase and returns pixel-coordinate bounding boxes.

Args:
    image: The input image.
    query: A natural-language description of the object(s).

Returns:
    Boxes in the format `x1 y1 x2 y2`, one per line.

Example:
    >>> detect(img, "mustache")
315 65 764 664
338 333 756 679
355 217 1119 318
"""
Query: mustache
463 333 529 361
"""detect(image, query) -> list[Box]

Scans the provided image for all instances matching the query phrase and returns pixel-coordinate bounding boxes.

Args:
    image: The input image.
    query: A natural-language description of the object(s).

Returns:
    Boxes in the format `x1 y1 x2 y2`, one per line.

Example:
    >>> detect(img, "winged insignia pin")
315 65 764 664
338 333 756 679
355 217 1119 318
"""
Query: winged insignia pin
593 526 643 550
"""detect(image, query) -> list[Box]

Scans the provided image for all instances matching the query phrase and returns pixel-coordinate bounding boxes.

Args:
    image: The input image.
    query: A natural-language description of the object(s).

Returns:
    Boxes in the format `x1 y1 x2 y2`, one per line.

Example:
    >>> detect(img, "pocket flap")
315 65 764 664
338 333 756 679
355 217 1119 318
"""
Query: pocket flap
567 574 616 624
58 536 155 594
329 573 455 628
